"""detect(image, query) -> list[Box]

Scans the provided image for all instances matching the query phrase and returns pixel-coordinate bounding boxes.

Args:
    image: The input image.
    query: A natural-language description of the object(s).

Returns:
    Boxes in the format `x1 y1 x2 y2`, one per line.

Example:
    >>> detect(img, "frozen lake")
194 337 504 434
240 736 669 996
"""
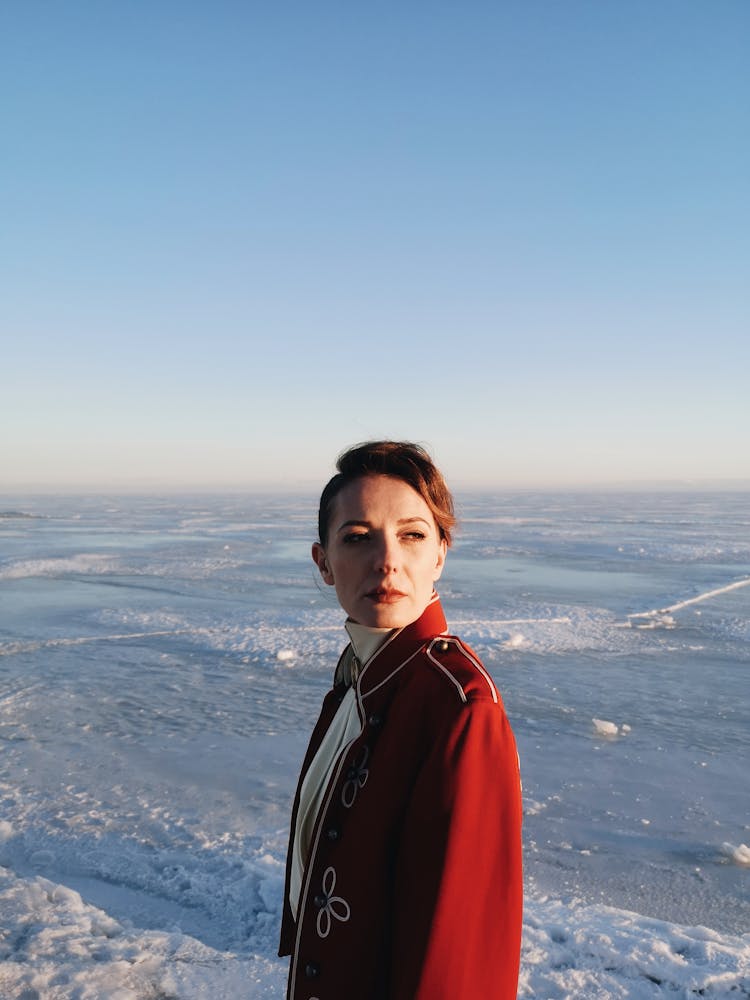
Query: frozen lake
1 491 748 998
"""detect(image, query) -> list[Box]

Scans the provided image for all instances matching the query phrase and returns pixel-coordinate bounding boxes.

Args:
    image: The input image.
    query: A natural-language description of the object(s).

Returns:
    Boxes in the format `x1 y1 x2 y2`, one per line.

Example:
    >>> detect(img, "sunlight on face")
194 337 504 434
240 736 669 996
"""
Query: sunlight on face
312 475 447 628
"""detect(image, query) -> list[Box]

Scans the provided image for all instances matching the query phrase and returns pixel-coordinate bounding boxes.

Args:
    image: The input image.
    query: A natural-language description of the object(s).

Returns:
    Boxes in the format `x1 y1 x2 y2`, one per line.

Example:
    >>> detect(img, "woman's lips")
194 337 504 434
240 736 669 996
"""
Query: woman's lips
365 588 407 604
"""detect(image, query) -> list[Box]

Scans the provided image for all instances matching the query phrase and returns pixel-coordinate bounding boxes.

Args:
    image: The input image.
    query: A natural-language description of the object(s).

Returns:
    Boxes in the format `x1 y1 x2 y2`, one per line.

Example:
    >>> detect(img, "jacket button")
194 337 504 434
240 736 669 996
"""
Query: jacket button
325 826 340 841
304 961 320 978
368 712 383 727
313 893 327 909
436 639 450 652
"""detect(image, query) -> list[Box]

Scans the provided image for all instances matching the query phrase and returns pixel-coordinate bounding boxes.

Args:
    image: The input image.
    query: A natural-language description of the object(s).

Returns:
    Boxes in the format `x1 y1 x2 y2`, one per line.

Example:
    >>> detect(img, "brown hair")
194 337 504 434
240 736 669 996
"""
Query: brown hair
317 441 455 547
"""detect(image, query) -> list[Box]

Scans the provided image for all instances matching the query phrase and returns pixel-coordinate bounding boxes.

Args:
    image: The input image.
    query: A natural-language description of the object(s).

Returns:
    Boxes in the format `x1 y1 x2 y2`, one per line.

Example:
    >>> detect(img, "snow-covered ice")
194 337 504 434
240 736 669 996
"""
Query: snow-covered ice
1 491 748 998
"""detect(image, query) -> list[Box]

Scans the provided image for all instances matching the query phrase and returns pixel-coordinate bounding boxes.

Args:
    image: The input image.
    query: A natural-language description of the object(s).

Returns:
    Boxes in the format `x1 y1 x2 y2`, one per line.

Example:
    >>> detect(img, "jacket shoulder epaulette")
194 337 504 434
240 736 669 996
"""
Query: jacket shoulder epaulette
424 635 499 704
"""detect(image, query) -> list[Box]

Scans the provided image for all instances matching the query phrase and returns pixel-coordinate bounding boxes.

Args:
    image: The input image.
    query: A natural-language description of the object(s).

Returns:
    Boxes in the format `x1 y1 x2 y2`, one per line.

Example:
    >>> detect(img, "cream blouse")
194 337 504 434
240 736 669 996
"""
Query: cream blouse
289 621 393 919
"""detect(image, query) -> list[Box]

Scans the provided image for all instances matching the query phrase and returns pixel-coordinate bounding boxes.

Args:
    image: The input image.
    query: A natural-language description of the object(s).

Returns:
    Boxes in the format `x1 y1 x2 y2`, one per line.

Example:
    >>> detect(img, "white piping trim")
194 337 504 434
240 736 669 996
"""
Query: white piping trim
425 636 499 703
360 645 424 700
454 638 499 702
425 643 468 704
355 623 404 687
315 865 351 938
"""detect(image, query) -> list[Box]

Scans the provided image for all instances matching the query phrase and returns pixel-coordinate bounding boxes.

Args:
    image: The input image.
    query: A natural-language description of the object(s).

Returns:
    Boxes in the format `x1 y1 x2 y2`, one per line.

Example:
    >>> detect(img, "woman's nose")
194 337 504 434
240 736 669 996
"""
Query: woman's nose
373 534 399 572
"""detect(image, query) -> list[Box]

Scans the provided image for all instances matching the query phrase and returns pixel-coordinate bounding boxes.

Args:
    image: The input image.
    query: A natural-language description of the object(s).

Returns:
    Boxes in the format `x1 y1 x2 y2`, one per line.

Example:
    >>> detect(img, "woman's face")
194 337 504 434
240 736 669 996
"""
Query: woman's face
312 474 447 629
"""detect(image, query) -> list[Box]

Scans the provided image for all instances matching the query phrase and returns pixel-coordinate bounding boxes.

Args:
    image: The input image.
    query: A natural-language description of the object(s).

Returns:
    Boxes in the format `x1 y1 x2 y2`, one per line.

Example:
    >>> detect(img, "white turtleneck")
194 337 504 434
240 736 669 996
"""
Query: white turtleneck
289 622 393 919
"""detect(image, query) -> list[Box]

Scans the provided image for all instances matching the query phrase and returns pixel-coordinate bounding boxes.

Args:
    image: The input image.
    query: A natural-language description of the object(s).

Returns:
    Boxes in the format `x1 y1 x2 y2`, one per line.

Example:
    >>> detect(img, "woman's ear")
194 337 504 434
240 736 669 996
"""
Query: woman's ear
432 538 448 582
312 542 335 585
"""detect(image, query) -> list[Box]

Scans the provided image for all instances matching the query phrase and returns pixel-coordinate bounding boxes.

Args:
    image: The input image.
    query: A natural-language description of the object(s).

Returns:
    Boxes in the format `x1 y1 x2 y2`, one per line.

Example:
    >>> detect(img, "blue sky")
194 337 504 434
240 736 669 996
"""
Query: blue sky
2 2 748 490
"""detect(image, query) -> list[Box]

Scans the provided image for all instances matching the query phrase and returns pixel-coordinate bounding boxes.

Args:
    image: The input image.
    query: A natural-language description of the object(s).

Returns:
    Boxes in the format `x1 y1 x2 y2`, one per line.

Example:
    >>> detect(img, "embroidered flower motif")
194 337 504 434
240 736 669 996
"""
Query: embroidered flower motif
341 744 369 808
315 866 351 939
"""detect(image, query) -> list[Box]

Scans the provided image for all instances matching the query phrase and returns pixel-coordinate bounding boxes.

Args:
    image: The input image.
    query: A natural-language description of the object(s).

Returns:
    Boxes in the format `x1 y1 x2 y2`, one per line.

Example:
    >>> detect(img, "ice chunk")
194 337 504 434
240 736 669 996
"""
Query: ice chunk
591 719 630 737
592 718 619 737
721 842 750 866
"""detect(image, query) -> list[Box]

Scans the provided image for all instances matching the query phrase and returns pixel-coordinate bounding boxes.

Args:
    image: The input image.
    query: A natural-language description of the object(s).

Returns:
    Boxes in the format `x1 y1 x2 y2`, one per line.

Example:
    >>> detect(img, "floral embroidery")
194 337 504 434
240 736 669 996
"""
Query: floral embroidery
341 744 369 808
316 866 351 939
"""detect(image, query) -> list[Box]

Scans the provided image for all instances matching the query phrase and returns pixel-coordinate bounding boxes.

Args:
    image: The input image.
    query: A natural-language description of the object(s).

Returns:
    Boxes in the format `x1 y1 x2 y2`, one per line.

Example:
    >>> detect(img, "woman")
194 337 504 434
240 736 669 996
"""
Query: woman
279 442 523 999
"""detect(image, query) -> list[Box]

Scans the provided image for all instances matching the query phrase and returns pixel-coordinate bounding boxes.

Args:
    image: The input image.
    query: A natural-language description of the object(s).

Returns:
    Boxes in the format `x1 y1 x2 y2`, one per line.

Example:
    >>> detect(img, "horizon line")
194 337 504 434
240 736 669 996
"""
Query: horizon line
2 477 750 496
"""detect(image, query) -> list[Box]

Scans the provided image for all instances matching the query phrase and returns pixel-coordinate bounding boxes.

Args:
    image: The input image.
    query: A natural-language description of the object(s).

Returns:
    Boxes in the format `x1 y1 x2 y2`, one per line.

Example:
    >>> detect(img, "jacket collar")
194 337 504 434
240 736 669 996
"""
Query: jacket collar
356 592 447 698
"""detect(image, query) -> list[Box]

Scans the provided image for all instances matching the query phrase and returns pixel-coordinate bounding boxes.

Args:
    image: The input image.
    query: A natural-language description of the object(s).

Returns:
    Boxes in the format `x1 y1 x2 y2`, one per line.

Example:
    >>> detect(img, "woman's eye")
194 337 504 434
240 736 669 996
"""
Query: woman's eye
343 532 369 544
403 531 426 541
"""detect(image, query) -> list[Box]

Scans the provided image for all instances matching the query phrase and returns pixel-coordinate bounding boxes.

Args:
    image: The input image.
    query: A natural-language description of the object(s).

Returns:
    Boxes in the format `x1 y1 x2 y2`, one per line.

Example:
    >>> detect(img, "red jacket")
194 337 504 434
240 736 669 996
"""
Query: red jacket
279 596 523 999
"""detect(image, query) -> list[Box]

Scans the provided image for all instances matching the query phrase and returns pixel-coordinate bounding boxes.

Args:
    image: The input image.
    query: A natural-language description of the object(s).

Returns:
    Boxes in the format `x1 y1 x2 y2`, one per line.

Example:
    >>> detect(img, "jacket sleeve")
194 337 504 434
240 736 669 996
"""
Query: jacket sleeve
390 696 523 1000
